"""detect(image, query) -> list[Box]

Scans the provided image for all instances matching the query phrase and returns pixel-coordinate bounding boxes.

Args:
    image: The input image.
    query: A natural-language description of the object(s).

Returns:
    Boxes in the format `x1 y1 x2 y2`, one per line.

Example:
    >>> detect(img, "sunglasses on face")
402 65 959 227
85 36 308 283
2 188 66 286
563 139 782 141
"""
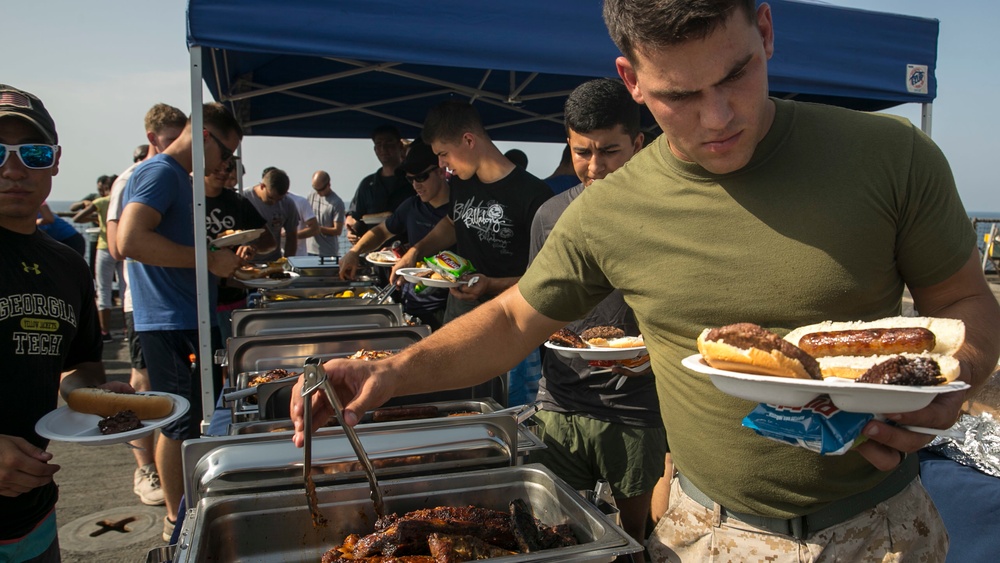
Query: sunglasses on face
406 166 438 184
0 143 59 169
205 129 234 162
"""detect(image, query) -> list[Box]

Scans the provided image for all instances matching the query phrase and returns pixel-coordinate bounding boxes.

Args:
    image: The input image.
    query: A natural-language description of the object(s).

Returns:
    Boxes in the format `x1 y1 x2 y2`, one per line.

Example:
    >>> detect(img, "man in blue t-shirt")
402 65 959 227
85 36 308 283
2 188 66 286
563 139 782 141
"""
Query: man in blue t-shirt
118 102 243 540
340 138 451 329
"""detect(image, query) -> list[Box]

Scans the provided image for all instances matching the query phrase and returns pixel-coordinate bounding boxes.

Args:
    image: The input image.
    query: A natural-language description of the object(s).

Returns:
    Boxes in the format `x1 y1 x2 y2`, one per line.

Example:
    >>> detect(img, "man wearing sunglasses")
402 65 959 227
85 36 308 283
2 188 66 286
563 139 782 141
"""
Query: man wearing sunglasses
340 138 451 329
1 84 133 563
118 102 244 540
306 170 346 258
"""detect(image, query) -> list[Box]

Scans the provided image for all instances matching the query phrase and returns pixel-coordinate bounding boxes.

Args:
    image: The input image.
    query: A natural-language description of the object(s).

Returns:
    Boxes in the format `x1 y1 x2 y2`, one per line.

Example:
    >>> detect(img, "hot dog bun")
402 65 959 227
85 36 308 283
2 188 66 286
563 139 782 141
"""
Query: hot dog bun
816 353 961 382
784 317 964 356
697 324 822 380
66 388 174 419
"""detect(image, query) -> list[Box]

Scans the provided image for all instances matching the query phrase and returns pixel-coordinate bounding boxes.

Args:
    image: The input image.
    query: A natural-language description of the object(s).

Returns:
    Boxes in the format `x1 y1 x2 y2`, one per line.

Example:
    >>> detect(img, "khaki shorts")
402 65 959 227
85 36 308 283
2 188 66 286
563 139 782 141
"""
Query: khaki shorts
528 410 666 498
647 476 948 562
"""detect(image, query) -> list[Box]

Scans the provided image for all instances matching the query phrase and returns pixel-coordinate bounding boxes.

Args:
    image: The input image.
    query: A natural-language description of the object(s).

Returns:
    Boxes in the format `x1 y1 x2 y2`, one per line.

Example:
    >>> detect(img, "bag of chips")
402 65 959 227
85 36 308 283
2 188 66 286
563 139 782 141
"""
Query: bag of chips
742 396 873 455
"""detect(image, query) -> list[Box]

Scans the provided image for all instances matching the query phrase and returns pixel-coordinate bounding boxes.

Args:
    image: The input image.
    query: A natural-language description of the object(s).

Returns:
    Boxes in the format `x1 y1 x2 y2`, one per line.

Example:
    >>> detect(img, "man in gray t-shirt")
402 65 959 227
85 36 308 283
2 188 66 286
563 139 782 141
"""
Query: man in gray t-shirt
242 168 298 262
306 170 346 256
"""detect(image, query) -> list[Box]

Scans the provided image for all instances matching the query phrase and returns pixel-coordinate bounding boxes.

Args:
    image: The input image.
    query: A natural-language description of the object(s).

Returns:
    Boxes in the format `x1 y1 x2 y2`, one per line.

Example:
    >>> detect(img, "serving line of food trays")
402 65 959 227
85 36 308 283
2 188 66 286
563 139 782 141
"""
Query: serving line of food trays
223 325 507 423
682 354 969 413
255 284 384 308
151 413 641 563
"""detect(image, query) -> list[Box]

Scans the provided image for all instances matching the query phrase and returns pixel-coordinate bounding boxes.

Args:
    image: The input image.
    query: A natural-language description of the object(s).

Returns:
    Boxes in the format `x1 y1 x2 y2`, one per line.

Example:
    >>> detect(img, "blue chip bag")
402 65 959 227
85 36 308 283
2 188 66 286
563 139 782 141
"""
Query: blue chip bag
742 396 873 455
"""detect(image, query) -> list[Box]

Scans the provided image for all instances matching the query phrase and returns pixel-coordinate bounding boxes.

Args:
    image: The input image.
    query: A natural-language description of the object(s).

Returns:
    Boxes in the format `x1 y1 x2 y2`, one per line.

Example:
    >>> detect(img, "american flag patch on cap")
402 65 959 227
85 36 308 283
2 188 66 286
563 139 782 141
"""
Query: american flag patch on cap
0 90 33 109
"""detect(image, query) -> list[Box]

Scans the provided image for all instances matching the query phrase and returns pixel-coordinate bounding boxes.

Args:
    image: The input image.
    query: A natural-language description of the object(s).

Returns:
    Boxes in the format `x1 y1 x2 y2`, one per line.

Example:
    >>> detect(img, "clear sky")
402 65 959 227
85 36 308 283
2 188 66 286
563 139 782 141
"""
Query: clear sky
6 1 998 212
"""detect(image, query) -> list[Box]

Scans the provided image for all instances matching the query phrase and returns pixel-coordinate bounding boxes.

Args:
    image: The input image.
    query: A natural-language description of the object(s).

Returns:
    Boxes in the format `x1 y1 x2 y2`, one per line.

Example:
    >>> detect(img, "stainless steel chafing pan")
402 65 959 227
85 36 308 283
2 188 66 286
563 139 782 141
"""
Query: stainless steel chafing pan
226 325 431 376
170 463 641 563
227 398 546 455
230 303 404 337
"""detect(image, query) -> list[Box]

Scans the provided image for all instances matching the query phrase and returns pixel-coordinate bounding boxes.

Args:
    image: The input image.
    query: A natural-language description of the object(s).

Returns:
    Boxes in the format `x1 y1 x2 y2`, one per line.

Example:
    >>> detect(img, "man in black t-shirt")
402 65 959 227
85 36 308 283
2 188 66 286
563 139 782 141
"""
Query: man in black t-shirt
345 125 415 244
392 101 552 323
0 84 132 562
204 158 275 342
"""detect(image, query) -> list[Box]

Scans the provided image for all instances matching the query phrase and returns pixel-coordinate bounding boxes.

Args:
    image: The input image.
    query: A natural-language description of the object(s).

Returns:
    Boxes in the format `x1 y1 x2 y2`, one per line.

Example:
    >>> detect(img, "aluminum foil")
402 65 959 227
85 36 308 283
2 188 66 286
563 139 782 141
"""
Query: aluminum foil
926 412 1000 477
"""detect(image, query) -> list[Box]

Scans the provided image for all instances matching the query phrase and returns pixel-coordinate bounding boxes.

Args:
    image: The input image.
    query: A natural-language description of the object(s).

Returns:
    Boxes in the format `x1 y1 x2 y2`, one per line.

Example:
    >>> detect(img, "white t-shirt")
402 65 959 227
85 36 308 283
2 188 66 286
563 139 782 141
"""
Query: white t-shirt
107 161 141 312
286 192 316 256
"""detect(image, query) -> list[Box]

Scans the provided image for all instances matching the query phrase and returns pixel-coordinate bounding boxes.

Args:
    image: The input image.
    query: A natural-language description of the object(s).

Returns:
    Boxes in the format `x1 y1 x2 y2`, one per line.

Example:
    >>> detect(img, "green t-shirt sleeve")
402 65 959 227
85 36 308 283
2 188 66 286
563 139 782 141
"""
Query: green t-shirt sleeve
894 123 976 288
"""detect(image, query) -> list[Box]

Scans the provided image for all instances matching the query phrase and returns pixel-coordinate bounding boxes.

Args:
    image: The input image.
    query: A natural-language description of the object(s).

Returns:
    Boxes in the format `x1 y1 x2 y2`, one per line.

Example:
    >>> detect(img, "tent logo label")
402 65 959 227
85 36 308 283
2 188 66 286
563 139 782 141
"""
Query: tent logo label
906 64 928 94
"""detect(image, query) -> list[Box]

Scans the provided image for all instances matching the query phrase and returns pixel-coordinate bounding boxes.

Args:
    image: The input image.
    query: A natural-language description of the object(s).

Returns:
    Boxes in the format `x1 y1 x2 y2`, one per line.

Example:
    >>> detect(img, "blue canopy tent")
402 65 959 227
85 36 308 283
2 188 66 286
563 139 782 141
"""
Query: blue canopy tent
186 0 939 143
183 0 939 420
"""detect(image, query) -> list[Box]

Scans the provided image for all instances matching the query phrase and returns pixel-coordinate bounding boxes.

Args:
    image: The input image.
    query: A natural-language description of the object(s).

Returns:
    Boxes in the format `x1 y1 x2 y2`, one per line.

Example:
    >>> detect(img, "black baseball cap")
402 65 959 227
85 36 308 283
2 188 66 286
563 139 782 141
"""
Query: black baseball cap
0 84 58 144
398 137 437 174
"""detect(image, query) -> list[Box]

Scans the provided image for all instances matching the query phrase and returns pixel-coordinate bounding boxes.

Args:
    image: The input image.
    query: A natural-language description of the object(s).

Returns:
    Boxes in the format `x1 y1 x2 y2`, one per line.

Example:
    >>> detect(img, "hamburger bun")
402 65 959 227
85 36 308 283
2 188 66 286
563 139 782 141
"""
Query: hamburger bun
697 324 821 380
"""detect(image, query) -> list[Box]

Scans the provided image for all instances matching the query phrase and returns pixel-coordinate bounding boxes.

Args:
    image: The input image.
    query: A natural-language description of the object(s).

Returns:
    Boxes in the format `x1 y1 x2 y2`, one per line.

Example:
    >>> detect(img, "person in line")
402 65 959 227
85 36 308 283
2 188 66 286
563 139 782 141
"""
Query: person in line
132 144 149 164
106 103 188 507
292 1 1000 560
544 145 579 195
71 175 111 277
118 103 243 541
503 148 528 169
390 101 553 404
345 125 415 244
527 78 665 560
285 189 318 256
243 167 298 262
205 157 274 342
36 201 86 256
0 83 132 563
306 170 346 257
340 138 451 330
72 173 120 342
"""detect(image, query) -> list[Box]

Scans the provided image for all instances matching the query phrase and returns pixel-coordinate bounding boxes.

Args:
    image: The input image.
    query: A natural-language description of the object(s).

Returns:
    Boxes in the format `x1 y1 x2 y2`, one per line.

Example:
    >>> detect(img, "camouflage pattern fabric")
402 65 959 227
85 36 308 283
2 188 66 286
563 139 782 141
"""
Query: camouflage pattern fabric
647 477 948 562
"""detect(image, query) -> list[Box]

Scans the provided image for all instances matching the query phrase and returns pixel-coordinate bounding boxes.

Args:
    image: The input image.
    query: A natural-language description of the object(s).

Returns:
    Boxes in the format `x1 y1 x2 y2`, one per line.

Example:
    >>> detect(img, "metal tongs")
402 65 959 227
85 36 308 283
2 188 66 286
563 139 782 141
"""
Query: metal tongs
301 357 385 522
371 282 395 305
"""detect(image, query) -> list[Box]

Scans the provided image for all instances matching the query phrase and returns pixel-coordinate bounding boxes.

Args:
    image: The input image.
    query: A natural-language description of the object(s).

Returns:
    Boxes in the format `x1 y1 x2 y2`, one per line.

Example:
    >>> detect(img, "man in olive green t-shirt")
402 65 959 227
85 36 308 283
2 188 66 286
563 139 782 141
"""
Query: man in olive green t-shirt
292 1 1000 560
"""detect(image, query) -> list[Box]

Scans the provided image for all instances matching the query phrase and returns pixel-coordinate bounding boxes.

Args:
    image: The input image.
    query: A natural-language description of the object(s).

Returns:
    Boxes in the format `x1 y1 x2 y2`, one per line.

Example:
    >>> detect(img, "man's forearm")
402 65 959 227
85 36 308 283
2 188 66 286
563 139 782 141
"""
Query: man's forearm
120 228 196 268
59 361 107 399
283 231 298 258
319 223 344 237
410 219 456 260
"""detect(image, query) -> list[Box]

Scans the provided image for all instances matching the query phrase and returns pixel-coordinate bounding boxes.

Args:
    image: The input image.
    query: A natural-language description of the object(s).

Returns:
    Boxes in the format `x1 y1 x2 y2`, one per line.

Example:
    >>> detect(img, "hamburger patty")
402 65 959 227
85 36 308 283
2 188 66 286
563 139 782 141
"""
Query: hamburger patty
580 326 625 341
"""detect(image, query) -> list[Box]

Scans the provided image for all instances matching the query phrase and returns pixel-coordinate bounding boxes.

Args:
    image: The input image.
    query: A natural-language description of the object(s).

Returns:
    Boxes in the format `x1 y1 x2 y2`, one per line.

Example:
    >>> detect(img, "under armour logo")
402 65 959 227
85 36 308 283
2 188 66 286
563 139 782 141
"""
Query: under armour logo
22 262 41 274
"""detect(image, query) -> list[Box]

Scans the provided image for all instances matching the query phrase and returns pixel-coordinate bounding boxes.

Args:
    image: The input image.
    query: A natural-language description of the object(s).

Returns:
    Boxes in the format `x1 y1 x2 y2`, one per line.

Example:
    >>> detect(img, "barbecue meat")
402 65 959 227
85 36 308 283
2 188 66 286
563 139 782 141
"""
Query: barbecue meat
426 534 517 562
856 355 945 386
355 506 517 557
98 410 142 435
548 328 586 348
325 502 577 561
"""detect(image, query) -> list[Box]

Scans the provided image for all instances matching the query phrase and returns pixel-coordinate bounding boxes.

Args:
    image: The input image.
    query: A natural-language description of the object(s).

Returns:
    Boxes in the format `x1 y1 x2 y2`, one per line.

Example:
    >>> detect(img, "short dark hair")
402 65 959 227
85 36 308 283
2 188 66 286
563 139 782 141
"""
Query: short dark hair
422 100 487 145
504 149 528 169
203 102 243 139
133 144 149 163
371 124 402 141
564 78 641 140
262 168 290 195
261 166 277 178
604 0 756 64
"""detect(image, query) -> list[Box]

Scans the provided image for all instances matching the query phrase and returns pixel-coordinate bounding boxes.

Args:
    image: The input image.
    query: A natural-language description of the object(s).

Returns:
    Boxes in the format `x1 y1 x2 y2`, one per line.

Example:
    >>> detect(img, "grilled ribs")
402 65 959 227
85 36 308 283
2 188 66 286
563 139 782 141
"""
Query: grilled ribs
322 501 577 562
426 533 517 562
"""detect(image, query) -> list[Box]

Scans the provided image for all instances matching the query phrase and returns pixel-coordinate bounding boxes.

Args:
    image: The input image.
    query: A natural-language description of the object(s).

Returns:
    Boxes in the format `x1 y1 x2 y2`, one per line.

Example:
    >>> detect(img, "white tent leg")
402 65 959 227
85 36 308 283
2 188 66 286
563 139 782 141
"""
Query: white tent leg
190 46 215 430
921 102 933 136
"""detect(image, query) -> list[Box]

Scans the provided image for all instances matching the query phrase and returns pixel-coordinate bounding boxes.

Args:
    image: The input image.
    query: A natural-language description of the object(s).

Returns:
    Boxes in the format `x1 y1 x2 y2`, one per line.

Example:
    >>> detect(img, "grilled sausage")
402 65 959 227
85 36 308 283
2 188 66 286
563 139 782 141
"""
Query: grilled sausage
797 327 935 358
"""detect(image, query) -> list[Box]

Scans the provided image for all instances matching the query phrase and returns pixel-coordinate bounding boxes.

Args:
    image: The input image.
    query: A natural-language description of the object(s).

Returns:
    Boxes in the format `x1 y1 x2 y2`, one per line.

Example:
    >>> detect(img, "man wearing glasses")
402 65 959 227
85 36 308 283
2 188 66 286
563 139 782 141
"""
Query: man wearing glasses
118 102 244 541
0 84 133 562
340 139 451 329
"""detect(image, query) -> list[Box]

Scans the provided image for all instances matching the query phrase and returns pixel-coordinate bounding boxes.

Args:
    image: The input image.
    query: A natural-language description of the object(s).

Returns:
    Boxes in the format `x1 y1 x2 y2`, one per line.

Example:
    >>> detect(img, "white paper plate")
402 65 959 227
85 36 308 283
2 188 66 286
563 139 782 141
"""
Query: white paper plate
35 392 190 446
396 267 462 288
238 271 300 288
366 251 398 266
212 228 264 248
544 341 647 361
681 354 969 413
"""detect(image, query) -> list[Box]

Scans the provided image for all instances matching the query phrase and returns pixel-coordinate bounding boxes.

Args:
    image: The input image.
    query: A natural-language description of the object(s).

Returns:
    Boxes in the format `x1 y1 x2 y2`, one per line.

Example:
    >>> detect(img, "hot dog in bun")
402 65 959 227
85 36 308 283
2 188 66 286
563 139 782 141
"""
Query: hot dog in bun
66 388 174 419
783 316 964 381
